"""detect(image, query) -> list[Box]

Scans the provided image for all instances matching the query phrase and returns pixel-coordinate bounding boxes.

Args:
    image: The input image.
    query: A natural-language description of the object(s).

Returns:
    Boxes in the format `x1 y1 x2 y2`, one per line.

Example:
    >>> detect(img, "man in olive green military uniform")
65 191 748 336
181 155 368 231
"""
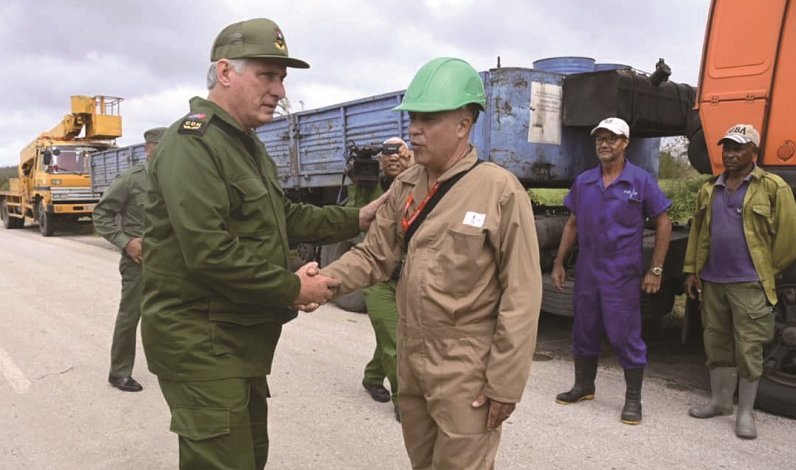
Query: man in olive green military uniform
94 126 166 392
350 138 413 420
141 19 385 469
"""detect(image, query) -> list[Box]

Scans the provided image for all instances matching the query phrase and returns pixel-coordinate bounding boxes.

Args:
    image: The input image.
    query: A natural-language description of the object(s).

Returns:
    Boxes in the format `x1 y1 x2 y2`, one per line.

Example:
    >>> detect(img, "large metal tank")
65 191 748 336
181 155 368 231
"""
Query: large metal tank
532 57 595 74
470 60 662 188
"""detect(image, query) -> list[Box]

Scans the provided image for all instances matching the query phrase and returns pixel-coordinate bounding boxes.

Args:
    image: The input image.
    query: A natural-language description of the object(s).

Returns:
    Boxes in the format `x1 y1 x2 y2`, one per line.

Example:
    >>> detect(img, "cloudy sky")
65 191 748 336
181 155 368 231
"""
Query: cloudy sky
0 0 710 167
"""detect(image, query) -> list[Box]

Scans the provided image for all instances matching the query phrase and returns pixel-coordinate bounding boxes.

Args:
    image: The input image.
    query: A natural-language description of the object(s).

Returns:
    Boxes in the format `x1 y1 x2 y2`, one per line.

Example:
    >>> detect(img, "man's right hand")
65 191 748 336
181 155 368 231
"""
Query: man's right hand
684 274 702 300
294 262 339 311
551 263 566 293
124 238 144 264
358 189 391 231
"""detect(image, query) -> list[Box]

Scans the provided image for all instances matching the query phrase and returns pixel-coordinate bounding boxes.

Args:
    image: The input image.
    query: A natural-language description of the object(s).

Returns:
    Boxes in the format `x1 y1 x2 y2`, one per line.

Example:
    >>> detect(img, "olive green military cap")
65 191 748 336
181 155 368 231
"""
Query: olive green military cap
211 18 309 68
144 127 167 144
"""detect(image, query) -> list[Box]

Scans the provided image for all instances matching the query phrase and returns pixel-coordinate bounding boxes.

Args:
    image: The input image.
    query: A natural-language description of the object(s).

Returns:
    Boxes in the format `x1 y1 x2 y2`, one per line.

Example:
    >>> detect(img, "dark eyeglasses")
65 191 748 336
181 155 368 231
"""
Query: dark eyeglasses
594 135 623 144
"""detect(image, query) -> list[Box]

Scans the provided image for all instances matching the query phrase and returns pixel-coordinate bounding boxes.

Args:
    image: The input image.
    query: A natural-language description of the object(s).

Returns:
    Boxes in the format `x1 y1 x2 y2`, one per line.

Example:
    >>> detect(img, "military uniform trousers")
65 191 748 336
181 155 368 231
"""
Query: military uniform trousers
398 322 501 470
158 376 270 470
702 281 775 380
363 280 399 403
109 256 143 378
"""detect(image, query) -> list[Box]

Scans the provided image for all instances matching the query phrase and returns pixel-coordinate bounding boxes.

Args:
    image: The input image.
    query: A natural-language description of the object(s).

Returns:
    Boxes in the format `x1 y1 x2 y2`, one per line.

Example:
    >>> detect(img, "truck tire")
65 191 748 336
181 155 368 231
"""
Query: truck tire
2 200 24 229
755 277 796 418
540 275 574 317
756 375 796 419
319 237 367 314
681 297 703 344
38 201 55 237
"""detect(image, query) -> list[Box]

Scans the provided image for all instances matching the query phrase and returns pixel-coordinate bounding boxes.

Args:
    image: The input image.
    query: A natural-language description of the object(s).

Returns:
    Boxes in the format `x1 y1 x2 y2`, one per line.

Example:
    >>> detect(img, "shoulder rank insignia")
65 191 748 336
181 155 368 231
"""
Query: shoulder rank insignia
178 112 210 135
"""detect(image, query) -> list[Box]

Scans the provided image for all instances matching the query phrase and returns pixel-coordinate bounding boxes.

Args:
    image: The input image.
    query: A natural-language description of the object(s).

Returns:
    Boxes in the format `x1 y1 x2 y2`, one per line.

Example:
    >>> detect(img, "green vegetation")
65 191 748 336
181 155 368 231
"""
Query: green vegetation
0 165 16 191
658 140 711 223
528 188 567 206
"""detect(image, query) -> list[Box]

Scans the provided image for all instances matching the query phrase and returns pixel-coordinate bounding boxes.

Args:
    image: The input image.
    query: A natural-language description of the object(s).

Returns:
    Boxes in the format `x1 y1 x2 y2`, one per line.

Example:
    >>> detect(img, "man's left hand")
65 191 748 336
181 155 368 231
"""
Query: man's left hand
471 393 516 430
642 271 662 294
358 189 391 231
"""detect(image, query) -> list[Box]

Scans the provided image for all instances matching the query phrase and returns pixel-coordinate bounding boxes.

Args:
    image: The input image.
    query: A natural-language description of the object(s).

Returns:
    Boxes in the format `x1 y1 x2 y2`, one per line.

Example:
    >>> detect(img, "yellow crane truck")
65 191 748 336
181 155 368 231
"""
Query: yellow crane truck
0 95 122 236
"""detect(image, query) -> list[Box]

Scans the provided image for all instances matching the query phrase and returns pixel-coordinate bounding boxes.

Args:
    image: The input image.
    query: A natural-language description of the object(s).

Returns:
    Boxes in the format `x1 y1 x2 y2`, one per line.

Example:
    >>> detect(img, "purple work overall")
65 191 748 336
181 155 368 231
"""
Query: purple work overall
563 161 671 369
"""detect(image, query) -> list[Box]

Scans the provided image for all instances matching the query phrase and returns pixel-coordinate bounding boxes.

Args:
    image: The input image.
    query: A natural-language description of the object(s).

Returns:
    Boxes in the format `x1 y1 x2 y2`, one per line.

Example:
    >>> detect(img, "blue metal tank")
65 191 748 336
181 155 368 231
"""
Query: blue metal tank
469 64 661 187
532 57 595 74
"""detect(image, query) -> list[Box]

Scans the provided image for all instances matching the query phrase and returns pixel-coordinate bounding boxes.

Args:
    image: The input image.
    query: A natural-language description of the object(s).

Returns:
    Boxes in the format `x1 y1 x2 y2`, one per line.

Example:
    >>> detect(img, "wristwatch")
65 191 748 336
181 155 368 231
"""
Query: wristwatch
650 266 663 276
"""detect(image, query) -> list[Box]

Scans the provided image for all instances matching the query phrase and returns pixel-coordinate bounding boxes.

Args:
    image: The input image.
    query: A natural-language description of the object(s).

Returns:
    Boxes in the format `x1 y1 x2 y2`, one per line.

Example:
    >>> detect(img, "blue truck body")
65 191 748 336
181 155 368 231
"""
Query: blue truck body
256 62 662 194
89 143 147 195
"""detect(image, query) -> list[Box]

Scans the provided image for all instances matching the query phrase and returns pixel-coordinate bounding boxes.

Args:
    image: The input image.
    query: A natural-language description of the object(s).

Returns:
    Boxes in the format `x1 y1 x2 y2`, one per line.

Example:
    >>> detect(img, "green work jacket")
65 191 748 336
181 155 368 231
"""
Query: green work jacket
142 97 360 380
93 163 148 252
684 166 796 304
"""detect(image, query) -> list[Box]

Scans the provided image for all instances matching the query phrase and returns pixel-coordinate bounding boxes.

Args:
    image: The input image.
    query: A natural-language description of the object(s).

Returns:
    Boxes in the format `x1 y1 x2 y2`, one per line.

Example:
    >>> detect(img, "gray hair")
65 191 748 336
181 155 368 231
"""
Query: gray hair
206 59 247 89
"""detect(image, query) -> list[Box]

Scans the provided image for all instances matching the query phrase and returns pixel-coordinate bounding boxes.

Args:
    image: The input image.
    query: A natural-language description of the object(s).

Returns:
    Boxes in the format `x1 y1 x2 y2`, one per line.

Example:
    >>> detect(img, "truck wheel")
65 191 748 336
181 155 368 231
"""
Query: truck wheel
2 200 24 229
319 237 367 314
756 375 796 419
756 281 796 418
681 297 703 345
290 243 317 272
38 201 55 237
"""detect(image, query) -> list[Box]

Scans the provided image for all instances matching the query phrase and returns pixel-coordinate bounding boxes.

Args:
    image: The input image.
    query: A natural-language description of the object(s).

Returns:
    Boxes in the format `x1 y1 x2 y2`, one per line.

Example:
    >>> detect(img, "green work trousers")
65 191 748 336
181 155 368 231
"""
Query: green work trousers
362 280 399 403
109 256 143 378
158 376 270 470
702 281 775 380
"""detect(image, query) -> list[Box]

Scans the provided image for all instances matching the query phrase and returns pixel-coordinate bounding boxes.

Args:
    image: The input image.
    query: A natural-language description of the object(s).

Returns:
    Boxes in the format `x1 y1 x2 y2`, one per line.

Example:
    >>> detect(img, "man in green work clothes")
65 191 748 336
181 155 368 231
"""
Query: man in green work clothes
141 18 385 469
94 126 166 392
349 138 413 421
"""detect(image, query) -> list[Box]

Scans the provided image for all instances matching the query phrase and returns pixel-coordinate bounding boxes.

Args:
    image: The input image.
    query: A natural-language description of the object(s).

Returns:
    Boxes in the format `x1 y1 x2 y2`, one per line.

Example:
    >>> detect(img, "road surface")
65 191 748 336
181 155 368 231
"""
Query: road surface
0 226 793 469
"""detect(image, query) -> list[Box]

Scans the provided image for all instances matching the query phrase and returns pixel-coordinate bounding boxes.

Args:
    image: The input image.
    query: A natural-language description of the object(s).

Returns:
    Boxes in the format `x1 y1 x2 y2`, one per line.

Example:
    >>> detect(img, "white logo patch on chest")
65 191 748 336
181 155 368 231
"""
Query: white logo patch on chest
463 211 486 228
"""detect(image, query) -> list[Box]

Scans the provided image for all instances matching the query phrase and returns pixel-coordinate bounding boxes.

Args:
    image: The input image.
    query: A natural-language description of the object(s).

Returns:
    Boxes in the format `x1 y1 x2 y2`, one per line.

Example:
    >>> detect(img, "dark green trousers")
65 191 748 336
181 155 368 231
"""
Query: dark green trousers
362 280 399 403
158 376 269 470
702 281 775 380
109 256 142 378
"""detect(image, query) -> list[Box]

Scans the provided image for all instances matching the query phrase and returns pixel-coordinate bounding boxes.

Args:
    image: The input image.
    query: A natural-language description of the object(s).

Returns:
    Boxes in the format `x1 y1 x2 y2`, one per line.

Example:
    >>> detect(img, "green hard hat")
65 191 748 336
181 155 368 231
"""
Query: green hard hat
394 57 485 113
211 18 309 68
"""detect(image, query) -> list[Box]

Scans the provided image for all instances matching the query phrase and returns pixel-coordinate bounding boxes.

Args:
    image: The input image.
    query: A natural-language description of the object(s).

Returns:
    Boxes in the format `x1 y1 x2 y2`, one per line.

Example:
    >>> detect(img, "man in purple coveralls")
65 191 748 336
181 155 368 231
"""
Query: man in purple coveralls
551 117 672 425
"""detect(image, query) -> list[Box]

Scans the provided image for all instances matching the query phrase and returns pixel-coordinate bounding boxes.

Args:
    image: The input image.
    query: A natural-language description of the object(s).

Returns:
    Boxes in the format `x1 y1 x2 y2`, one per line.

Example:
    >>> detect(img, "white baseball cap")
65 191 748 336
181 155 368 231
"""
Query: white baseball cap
718 123 760 146
590 117 630 139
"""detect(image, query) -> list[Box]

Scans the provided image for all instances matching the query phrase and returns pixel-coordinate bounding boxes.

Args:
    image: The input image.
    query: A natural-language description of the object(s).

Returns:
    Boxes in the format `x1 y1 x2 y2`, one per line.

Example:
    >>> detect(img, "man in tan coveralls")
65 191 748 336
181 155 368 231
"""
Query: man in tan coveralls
322 57 542 469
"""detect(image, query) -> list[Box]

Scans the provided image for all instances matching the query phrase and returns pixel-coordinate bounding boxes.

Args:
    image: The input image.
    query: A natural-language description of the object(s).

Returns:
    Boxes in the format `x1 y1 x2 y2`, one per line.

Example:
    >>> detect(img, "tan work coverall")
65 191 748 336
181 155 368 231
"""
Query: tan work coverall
323 148 542 469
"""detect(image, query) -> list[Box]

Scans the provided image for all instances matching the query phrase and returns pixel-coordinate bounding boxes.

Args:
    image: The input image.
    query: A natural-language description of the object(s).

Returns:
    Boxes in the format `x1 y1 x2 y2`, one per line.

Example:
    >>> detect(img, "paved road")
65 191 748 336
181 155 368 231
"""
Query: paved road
0 227 793 469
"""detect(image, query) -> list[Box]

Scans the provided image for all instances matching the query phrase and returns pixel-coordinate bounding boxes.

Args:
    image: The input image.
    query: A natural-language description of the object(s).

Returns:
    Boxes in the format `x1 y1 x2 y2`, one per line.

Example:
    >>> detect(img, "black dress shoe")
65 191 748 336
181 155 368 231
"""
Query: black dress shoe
108 375 143 392
362 380 390 403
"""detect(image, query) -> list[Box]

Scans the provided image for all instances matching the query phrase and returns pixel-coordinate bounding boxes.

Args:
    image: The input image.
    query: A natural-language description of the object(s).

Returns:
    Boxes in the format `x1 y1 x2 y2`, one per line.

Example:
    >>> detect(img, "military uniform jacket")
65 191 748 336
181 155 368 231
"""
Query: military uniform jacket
684 165 796 304
322 148 542 403
142 97 360 380
93 163 148 252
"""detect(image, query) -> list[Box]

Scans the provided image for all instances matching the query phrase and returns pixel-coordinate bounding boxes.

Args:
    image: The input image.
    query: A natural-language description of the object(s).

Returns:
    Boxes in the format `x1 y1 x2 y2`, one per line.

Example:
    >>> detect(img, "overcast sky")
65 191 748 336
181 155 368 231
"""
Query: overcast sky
0 0 710 167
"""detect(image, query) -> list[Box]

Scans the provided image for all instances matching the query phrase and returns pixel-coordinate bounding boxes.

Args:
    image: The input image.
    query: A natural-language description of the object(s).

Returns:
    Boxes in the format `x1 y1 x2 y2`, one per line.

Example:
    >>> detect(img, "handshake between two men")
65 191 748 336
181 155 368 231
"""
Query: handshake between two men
292 189 390 312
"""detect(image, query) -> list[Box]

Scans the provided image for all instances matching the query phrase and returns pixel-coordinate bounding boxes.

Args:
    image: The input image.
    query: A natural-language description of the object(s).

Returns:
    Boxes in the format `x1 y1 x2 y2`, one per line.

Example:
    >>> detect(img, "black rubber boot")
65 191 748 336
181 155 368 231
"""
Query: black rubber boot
556 356 598 404
621 368 644 425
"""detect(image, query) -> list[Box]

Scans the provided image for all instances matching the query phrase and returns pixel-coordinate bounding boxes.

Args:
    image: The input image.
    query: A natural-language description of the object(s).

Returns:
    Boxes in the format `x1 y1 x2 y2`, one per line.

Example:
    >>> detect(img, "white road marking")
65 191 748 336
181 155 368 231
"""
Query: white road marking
0 346 31 394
